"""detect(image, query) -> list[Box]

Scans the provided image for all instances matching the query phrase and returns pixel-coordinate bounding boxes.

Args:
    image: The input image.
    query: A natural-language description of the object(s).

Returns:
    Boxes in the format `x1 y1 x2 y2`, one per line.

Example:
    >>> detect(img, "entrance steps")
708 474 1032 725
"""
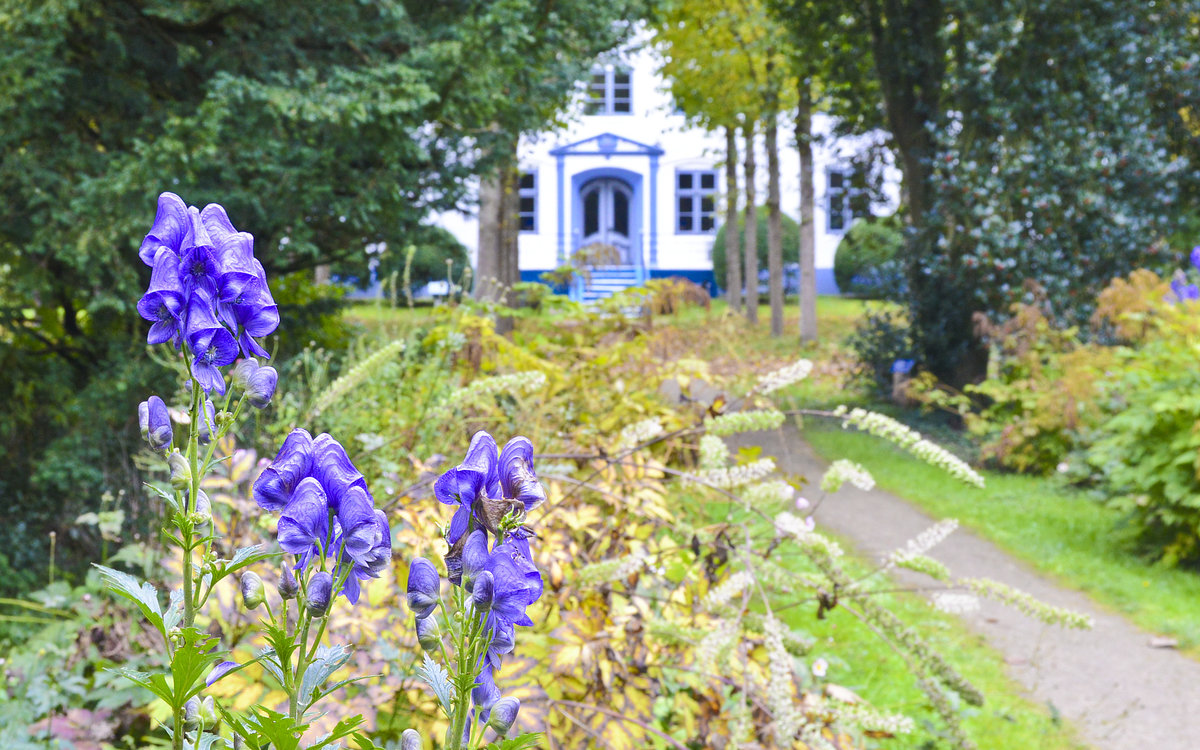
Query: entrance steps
581 265 641 303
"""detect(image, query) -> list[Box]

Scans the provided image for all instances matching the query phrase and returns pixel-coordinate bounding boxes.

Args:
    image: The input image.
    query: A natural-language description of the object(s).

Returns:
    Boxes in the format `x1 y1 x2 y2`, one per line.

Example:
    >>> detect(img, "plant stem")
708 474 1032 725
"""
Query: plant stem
183 373 201 629
290 614 312 723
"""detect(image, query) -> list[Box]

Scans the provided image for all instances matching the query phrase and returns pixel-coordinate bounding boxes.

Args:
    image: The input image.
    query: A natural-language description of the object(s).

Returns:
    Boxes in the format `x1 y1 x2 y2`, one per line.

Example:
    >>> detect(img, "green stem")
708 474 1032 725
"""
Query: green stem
290 614 313 723
182 365 201 629
171 706 185 750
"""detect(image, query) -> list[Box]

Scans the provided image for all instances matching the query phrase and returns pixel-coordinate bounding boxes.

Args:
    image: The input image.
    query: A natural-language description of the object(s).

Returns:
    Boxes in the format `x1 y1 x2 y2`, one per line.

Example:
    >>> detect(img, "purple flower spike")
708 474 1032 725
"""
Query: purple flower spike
472 663 501 713
307 571 333 616
277 477 332 568
499 436 546 513
143 395 172 451
179 207 221 299
206 660 239 687
406 557 440 619
138 192 190 266
1191 246 1200 271
472 570 495 611
253 429 314 510
185 290 239 395
337 485 383 568
487 542 542 628
311 434 370 512
137 248 186 346
246 365 277 408
462 431 501 495
461 530 491 591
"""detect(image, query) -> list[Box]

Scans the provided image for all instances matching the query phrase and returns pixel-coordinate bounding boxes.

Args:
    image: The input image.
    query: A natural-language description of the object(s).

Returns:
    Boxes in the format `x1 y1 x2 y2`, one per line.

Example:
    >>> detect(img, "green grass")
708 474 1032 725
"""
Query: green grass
683 495 1085 749
804 423 1200 654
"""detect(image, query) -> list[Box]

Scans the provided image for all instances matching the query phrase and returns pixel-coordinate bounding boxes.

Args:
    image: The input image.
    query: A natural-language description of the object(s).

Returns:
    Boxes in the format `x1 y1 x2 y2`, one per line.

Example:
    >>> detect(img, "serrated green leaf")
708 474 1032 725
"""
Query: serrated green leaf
416 652 453 715
299 643 353 711
487 733 544 750
93 563 165 635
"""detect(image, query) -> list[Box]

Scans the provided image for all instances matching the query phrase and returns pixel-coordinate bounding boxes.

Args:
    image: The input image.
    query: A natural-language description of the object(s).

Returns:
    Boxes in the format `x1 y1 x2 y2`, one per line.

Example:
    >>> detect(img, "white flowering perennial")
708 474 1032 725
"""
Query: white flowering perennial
833 406 985 488
812 698 916 737
820 459 875 493
698 434 730 469
741 479 796 507
763 615 804 745
696 617 741 673
705 409 785 437
700 458 777 489
309 338 405 417
703 569 755 611
962 578 1093 629
932 592 981 615
754 358 815 395
775 512 843 558
445 370 547 407
885 520 958 572
618 418 664 450
576 550 648 585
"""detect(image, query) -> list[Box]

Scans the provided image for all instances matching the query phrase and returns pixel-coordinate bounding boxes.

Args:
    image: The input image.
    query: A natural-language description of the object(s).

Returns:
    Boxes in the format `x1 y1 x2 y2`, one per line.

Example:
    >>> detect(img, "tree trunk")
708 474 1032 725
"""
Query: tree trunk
766 114 783 337
723 125 742 313
742 121 758 326
475 171 502 302
797 83 818 343
475 141 521 335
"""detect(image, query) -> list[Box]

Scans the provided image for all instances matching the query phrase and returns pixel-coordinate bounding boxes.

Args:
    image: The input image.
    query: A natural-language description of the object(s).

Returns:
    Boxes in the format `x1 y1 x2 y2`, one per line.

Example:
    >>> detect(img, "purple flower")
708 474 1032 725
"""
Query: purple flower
185 289 239 395
205 660 239 687
245 365 277 408
254 429 314 511
434 431 500 545
141 395 172 450
499 437 546 513
406 557 440 619
199 204 261 306
415 614 441 651
337 485 384 568
137 248 186 347
312 433 370 513
1191 246 1200 272
472 663 501 714
307 571 333 616
277 477 332 569
278 565 299 600
138 192 190 266
1170 275 1199 303
472 570 495 610
487 696 520 736
197 398 216 445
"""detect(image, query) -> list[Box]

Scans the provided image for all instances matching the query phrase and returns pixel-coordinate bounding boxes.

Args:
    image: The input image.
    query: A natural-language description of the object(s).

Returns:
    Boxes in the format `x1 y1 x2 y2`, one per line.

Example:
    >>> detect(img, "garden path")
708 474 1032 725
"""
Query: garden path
731 425 1200 750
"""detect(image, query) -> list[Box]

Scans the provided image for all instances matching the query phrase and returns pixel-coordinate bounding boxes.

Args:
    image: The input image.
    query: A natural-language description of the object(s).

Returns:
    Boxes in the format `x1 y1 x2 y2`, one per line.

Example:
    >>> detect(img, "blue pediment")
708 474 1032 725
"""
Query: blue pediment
549 132 665 158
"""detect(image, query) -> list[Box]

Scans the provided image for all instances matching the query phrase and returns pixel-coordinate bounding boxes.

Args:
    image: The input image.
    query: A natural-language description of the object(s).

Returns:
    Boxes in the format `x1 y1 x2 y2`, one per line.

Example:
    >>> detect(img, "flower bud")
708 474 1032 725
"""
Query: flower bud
144 395 172 450
487 696 520 737
278 566 299 600
198 695 218 729
246 365 278 409
406 557 440 620
471 570 494 611
231 358 260 391
307 571 333 616
240 571 265 610
168 451 192 490
415 614 441 651
197 399 216 445
184 696 201 727
400 728 422 750
138 401 150 441
192 489 212 528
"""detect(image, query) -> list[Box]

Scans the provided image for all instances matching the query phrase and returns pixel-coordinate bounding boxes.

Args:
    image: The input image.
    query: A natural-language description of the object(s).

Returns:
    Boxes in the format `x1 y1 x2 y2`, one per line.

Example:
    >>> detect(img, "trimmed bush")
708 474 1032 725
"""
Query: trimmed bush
711 206 800 295
833 214 904 298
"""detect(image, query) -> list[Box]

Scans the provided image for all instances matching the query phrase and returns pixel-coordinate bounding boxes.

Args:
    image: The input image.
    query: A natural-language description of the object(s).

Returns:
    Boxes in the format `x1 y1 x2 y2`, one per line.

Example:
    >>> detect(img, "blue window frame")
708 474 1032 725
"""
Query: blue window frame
584 66 632 116
519 171 537 233
676 170 717 234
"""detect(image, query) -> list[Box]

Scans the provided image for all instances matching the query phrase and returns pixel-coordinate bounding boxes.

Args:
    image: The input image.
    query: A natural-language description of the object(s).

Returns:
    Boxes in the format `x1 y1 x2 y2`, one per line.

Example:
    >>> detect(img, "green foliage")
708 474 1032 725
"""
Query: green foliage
711 206 800 293
336 226 469 293
832 214 903 298
845 306 914 397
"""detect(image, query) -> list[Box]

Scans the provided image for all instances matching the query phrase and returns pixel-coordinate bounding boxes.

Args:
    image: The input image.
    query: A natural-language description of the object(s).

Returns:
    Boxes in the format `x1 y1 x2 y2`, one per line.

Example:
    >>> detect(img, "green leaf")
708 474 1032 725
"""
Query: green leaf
108 666 174 705
93 563 164 635
299 643 354 711
416 652 454 715
171 628 226 707
487 734 545 750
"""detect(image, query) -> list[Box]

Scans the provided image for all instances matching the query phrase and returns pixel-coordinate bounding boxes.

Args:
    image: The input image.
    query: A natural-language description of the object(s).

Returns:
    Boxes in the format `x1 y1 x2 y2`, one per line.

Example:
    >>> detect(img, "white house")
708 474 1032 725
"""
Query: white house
435 40 900 300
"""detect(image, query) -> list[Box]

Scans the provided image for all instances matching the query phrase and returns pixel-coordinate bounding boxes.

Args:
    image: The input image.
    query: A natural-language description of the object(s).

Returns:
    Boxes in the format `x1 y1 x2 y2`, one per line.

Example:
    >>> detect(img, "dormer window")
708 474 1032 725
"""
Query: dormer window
584 65 632 116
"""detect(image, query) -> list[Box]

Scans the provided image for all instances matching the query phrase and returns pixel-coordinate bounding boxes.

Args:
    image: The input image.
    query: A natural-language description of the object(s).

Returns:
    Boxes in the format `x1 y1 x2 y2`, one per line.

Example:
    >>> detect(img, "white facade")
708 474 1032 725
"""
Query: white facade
436 41 899 296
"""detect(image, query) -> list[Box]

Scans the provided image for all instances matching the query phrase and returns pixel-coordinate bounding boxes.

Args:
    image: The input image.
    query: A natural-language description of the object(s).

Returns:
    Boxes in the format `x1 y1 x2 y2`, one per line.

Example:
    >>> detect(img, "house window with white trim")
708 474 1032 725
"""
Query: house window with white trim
519 171 536 233
676 170 717 234
827 168 867 233
584 66 632 115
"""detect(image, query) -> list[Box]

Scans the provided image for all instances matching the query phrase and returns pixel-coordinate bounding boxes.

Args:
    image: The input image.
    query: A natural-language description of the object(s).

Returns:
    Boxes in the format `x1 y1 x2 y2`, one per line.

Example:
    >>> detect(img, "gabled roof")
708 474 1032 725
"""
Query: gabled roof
548 132 664 158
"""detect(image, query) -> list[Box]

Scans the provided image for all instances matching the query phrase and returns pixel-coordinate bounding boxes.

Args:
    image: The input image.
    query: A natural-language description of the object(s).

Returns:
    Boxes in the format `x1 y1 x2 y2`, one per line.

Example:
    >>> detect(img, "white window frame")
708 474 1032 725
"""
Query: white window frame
826 167 855 234
675 169 718 235
518 171 537 233
584 65 632 116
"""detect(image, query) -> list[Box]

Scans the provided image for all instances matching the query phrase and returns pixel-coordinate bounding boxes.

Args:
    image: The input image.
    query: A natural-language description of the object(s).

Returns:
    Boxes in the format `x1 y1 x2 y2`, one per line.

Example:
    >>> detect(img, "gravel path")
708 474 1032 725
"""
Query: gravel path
730 426 1200 750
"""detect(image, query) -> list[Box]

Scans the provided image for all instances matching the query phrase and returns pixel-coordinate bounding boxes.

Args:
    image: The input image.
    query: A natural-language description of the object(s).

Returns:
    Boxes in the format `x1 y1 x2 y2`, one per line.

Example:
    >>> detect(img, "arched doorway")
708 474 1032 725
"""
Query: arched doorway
580 177 634 265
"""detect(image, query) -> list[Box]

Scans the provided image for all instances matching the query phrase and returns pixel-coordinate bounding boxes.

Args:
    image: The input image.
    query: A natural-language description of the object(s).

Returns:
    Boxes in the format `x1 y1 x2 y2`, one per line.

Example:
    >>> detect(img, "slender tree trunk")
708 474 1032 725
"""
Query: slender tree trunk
723 125 742 313
797 82 817 343
475 139 521 334
475 171 502 302
766 114 783 337
742 121 758 326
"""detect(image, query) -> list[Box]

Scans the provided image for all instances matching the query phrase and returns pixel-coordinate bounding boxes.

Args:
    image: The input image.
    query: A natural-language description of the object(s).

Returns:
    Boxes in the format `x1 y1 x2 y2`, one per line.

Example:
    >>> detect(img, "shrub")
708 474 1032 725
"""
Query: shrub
845 306 915 397
833 214 904 298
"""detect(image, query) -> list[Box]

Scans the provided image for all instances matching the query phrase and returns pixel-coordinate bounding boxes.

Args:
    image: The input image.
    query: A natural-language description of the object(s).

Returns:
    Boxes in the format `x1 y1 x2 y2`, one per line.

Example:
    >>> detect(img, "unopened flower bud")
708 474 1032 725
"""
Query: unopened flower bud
400 728 422 750
192 489 212 528
240 571 264 610
406 557 440 619
144 395 172 450
168 452 192 490
198 695 218 729
278 566 299 600
246 366 278 409
307 571 333 616
487 696 520 736
415 615 441 651
471 570 495 611
231 358 260 391
197 399 216 445
184 696 201 727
